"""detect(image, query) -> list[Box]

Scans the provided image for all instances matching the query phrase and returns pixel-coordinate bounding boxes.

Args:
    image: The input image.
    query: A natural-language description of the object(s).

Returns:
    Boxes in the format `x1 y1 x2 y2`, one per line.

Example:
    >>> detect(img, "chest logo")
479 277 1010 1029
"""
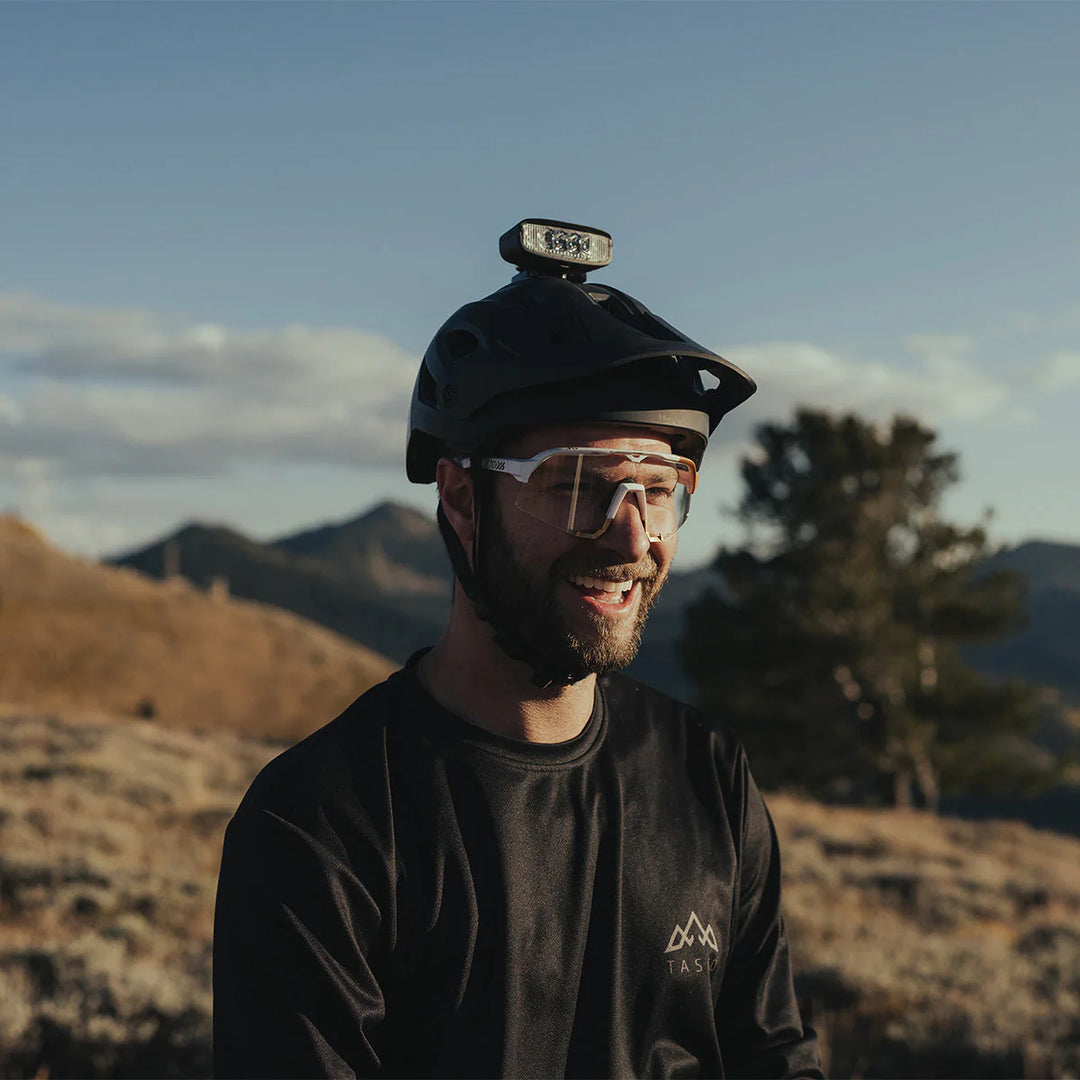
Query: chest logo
665 910 719 953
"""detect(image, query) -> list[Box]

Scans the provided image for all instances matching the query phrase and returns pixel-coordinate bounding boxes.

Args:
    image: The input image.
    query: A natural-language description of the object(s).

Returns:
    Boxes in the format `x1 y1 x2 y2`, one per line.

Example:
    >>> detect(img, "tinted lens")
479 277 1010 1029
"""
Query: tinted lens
515 453 691 539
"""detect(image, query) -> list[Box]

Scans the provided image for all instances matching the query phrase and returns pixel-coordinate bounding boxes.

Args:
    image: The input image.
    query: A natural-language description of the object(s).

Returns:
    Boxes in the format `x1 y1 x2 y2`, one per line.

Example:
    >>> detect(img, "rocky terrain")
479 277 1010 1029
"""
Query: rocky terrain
1 704 1078 1078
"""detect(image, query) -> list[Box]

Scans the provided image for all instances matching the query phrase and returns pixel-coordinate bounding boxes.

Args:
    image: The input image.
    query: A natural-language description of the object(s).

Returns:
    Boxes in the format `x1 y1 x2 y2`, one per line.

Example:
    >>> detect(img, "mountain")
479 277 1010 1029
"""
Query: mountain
0 514 395 741
627 538 1080 839
630 538 1080 708
111 506 1080 710
963 540 1080 704
274 500 450 589
110 503 452 665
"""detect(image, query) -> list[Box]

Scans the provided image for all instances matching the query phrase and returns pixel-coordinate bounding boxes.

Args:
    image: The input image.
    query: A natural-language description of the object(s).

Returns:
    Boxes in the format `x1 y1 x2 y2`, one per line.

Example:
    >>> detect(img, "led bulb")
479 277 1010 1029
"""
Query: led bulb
499 218 613 277
519 223 612 266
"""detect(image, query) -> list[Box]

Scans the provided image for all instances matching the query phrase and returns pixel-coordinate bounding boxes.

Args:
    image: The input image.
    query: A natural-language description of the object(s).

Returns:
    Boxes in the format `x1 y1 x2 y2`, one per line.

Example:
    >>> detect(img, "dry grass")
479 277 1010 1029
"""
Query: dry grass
771 794 1080 1077
0 515 396 742
0 706 279 1078
1 705 1079 1077
3 515 1079 1077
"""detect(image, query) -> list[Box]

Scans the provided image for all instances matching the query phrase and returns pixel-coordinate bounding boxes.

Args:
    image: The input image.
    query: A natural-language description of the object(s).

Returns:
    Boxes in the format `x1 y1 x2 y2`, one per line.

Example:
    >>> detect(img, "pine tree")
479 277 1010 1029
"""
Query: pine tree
683 409 1059 808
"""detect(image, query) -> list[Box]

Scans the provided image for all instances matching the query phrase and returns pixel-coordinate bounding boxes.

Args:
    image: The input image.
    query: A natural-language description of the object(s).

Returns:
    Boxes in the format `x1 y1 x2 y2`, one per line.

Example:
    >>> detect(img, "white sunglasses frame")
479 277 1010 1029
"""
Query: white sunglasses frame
457 447 698 541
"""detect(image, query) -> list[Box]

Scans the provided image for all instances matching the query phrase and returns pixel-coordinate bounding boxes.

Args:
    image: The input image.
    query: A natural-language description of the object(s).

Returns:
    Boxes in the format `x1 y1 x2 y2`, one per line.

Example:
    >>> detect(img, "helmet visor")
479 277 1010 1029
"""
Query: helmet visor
477 448 696 541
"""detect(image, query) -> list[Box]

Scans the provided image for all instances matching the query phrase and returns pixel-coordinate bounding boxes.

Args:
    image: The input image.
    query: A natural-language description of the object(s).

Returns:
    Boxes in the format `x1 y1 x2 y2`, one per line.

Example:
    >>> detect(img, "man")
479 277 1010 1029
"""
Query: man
213 220 821 1078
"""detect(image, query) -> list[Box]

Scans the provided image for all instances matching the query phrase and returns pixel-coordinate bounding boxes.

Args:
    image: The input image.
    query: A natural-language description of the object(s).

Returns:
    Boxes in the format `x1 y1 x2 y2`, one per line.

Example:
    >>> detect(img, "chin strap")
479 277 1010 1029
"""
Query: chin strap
436 468 587 690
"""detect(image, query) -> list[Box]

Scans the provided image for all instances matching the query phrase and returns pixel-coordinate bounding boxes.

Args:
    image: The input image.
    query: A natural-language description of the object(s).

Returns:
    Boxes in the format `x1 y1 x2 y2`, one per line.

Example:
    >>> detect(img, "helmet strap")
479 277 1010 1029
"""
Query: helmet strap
436 500 480 603
436 457 587 690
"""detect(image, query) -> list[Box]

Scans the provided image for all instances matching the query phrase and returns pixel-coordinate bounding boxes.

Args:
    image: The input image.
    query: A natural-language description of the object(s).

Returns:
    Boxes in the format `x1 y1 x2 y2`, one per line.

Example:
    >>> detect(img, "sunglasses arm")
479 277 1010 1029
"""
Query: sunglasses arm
458 456 537 484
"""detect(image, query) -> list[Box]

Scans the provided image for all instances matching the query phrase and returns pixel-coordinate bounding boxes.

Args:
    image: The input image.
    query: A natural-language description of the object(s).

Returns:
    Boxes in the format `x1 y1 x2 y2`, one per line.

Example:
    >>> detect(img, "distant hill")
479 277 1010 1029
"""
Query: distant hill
0 514 395 741
111 503 452 665
963 540 1080 704
630 538 1080 708
274 500 450 588
626 539 1080 840
110 507 1080 710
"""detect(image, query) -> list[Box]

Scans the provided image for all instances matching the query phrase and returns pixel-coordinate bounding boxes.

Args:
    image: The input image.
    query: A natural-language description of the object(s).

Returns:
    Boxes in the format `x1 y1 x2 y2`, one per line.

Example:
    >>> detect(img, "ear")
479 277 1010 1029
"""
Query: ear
436 458 476 551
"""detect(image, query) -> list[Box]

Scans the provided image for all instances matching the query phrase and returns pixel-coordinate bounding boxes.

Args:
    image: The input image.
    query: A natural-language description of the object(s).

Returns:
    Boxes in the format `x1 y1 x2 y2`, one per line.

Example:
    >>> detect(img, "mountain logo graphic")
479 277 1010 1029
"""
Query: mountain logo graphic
665 910 719 953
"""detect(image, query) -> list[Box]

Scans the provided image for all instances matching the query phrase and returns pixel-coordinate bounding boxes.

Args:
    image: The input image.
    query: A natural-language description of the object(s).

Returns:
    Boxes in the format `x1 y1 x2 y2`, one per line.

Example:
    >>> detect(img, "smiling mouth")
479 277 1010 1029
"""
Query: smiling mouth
566 573 637 606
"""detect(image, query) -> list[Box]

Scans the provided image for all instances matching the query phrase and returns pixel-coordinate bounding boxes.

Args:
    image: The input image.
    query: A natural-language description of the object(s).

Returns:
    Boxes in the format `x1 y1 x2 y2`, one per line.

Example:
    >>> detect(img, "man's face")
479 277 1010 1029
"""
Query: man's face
478 425 680 678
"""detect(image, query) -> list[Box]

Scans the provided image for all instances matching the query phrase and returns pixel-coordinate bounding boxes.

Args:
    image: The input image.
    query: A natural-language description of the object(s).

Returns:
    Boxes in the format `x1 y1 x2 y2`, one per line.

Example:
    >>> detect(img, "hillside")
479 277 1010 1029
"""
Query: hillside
964 540 1080 703
274 500 450 587
111 507 1080 713
629 539 1080 705
110 505 451 665
0 515 395 742
1 704 1078 1077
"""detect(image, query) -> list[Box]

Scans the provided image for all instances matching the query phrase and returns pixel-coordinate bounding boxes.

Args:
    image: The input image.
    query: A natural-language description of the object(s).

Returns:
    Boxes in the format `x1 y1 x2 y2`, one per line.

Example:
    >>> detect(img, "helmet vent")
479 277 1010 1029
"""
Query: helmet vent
441 329 479 364
417 362 438 406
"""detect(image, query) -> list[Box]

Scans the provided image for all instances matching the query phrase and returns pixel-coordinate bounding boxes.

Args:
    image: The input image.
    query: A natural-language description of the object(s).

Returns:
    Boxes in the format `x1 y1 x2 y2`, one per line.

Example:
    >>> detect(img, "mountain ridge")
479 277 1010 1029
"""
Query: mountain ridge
107 503 1080 706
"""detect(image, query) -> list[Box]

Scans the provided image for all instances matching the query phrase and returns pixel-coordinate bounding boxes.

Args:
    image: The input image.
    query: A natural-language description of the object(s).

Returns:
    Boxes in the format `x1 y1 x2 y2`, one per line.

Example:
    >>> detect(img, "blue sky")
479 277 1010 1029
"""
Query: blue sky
1 2 1078 569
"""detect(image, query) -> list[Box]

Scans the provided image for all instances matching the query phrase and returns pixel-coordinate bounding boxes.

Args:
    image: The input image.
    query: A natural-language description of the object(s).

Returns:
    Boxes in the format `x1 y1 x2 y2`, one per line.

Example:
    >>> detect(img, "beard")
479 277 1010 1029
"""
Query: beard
477 498 668 681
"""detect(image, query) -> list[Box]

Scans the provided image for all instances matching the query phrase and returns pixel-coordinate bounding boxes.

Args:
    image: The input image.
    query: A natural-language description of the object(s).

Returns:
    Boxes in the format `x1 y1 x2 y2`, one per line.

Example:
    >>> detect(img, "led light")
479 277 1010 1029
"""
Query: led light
499 218 613 278
520 222 612 266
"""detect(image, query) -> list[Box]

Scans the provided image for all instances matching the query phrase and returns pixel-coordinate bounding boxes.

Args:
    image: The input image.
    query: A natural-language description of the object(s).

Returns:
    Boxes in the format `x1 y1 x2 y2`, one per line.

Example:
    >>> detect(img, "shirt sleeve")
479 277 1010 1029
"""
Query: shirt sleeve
212 807 388 1078
713 753 824 1080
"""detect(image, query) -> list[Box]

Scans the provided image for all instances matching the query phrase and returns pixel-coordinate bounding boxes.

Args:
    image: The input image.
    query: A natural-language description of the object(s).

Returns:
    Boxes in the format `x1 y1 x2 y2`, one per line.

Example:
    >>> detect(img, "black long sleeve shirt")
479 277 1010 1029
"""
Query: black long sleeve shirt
213 661 821 1078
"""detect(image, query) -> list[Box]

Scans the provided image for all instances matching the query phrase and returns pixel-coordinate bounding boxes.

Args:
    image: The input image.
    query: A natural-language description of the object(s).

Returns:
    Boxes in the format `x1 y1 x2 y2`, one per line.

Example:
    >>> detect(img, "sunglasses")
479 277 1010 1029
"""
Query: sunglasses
460 447 697 541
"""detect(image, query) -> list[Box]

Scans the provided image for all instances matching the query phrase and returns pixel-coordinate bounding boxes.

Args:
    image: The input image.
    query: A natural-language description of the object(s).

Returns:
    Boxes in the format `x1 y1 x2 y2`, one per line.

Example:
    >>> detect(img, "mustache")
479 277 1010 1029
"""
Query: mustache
551 553 660 583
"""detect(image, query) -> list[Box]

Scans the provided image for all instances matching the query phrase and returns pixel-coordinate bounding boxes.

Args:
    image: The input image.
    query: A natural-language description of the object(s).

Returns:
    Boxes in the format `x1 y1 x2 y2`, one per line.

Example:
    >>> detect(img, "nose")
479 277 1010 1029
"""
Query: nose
599 488 652 564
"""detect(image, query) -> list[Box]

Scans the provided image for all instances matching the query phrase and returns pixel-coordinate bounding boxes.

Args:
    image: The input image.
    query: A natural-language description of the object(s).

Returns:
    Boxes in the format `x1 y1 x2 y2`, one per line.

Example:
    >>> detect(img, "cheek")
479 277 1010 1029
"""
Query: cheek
493 498 572 568
653 536 677 574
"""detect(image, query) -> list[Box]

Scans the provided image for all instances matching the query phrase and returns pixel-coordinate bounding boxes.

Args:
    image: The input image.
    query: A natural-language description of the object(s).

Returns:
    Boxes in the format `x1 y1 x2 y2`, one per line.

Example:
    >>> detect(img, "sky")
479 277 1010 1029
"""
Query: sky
1 1 1078 571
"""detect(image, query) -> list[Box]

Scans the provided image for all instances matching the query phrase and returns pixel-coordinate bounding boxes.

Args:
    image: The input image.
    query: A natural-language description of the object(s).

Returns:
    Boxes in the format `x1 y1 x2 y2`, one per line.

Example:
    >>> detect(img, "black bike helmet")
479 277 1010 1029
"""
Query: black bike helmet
407 219 756 483
410 219 757 688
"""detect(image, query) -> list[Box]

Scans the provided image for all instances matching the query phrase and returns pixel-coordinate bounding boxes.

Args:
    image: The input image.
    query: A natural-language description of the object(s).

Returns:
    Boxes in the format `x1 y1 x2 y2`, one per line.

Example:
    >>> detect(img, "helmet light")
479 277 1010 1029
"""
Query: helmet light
499 218 613 282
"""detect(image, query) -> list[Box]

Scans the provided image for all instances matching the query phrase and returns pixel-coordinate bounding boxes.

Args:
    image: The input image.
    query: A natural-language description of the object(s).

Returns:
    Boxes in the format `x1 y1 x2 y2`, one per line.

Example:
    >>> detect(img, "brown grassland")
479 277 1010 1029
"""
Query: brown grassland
0 516 394 742
2 707 1078 1078
2 516 1079 1077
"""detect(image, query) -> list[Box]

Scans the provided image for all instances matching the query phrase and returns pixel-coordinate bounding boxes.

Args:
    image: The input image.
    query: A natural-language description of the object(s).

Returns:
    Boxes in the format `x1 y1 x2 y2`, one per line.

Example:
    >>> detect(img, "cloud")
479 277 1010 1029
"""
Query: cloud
1033 351 1080 392
0 292 417 481
720 337 1008 427
0 393 22 423
695 335 1013 475
0 292 1022 493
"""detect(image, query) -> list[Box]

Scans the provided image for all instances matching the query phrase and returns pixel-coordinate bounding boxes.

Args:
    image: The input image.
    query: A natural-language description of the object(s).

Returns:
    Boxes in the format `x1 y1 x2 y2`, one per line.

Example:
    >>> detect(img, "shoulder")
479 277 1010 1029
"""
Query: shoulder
600 672 749 774
600 672 767 845
229 670 406 844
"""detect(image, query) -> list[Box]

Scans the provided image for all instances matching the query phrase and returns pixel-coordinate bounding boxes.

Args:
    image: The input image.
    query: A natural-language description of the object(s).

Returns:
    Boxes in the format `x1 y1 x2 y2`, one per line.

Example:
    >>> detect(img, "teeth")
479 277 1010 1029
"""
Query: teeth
569 574 632 594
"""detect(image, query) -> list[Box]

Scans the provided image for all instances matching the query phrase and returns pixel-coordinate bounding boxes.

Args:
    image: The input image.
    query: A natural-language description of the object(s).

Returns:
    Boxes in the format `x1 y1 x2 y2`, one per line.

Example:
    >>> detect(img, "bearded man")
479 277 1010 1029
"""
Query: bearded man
213 220 822 1078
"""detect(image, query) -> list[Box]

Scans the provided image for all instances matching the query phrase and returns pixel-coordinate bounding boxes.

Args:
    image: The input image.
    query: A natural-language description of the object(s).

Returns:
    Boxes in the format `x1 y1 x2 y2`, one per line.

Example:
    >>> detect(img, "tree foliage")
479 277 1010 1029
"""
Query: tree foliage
682 409 1060 808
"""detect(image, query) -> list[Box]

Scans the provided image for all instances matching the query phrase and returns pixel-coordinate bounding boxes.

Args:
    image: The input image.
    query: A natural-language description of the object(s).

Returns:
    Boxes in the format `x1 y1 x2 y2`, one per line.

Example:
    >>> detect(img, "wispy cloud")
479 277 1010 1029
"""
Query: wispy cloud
1033 351 1080 392
722 336 1007 424
0 294 1041 492
695 334 1015 472
0 292 417 481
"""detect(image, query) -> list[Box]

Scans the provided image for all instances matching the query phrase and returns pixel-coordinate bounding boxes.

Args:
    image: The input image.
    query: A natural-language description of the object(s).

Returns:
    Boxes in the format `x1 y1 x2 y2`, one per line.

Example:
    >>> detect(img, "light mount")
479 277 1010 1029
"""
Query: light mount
498 218 613 283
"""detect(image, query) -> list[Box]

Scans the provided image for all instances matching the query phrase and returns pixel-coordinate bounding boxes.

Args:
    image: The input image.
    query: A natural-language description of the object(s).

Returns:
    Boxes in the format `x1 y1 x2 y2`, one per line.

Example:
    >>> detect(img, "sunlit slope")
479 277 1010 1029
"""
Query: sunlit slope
0 515 396 741
110 502 451 665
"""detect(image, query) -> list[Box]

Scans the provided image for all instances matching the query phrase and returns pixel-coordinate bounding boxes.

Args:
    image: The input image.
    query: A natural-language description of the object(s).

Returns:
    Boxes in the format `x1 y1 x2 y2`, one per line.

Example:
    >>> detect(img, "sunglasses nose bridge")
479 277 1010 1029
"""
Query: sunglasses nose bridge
601 482 650 537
